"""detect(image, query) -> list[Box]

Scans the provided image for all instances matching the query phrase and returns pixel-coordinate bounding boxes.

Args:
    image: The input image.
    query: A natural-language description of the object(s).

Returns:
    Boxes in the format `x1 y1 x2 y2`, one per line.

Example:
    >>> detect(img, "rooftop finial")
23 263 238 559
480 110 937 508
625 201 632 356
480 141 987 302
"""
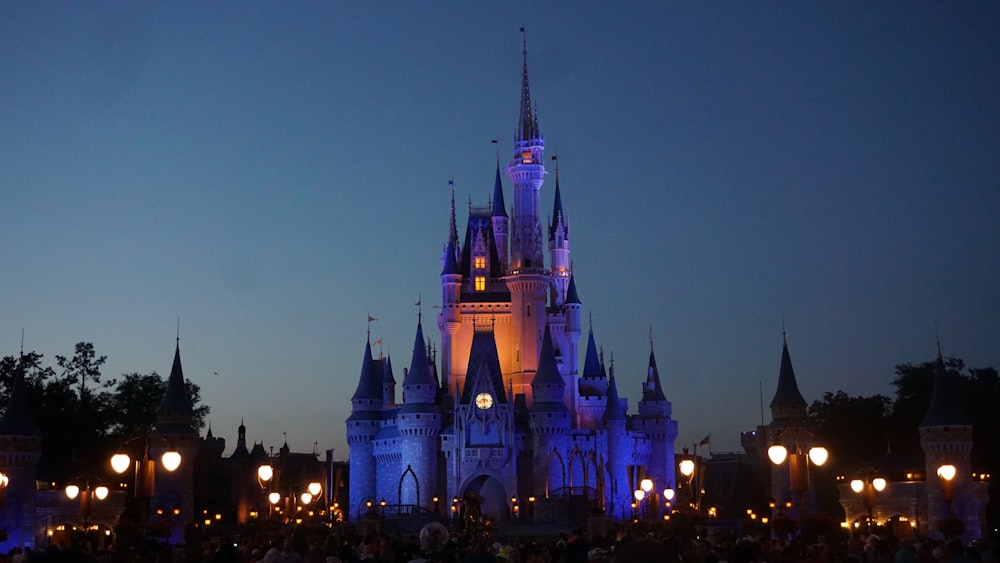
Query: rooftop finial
649 325 654 352
176 317 181 348
781 312 786 345
367 314 377 341
516 27 539 143
935 320 942 358
492 138 500 167
448 182 458 245
416 295 423 324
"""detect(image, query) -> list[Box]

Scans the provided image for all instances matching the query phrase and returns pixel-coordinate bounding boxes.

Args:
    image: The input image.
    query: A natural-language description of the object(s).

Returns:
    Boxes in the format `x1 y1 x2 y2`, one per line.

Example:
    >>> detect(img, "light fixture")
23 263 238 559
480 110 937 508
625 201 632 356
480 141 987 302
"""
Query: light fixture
808 446 829 466
679 459 696 477
633 490 645 502
767 445 788 465
257 464 274 483
161 450 182 472
111 454 131 474
872 478 887 492
663 488 675 501
94 486 109 500
65 485 80 500
308 482 322 497
640 478 653 494
937 464 957 481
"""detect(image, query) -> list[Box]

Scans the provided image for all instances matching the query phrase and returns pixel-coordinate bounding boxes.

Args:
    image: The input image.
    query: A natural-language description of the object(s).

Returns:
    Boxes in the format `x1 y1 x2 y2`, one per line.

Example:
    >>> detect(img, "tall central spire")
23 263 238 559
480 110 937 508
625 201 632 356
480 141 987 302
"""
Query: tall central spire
517 28 539 144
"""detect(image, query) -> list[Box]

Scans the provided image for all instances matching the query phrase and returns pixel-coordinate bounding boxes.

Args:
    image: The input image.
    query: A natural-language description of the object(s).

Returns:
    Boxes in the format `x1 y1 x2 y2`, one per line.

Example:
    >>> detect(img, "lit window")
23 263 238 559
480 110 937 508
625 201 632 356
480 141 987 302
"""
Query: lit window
475 277 486 291
474 256 485 269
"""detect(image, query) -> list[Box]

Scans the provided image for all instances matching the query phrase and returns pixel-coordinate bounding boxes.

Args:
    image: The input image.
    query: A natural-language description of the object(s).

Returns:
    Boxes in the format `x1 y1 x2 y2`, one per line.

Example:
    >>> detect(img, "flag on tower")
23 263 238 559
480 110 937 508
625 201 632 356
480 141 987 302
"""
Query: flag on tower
699 434 711 446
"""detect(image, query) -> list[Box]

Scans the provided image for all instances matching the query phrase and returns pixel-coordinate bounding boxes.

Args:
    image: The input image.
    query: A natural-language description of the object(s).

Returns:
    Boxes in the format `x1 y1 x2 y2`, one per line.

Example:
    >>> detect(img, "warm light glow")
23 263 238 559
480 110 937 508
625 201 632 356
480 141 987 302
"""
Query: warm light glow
663 488 675 501
161 450 182 472
808 446 829 466
937 464 957 481
850 479 864 494
95 486 109 500
65 485 80 500
679 459 695 477
0 472 7 487
111 453 131 474
640 478 653 493
767 445 788 465
872 478 887 492
269 492 281 505
300 493 313 504
474 257 485 269
633 490 645 501
257 464 274 483
308 482 322 496
474 276 486 291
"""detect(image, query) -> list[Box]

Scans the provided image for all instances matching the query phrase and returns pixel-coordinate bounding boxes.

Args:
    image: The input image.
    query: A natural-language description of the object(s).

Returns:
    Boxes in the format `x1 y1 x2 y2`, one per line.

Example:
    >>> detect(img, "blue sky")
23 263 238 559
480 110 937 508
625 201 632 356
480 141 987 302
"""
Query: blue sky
2 2 998 457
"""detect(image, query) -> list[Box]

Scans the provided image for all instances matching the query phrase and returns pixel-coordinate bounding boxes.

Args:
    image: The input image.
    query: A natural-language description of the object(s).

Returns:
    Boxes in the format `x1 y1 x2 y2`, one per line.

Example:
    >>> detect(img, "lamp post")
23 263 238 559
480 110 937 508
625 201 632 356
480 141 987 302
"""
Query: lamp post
257 463 274 518
110 444 182 528
937 464 957 515
679 457 698 512
65 482 110 529
663 487 675 518
849 474 887 526
0 472 8 508
768 444 828 529
633 489 645 520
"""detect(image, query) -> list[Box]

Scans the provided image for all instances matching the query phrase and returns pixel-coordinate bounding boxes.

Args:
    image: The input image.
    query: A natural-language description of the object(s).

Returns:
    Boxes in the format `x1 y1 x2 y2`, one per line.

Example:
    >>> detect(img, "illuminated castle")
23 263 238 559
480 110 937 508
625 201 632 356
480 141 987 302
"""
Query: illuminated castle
346 40 679 522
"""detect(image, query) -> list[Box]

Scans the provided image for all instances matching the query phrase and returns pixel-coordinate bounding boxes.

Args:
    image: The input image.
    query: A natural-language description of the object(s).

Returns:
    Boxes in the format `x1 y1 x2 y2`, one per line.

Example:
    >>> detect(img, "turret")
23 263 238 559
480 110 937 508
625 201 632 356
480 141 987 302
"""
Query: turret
0 357 42 551
398 317 442 509
769 333 808 421
491 165 510 269
548 169 571 306
602 364 629 519
506 31 545 270
382 354 396 408
346 338 383 520
633 340 679 497
230 419 250 458
919 345 980 540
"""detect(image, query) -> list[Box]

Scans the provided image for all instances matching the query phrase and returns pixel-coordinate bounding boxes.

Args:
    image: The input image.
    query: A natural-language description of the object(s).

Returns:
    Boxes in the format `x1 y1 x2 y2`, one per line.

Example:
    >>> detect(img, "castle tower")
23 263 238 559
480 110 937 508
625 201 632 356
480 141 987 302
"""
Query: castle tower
919 347 982 539
397 317 442 509
491 165 510 269
602 366 629 519
577 321 608 429
548 169 571 307
634 341 679 495
766 333 818 513
439 193 463 396
529 325 571 494
150 337 201 544
0 359 42 551
346 338 382 520
505 34 549 376
382 354 396 408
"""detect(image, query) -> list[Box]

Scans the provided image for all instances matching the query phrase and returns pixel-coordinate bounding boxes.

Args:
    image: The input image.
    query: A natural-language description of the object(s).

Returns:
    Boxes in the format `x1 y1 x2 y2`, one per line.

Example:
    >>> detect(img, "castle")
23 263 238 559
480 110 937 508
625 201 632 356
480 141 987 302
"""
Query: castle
345 42 680 522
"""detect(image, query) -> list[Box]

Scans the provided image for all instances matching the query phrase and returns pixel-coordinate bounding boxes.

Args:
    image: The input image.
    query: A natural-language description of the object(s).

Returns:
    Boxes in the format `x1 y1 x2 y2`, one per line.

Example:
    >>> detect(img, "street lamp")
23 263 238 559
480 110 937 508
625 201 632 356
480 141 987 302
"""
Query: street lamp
110 445 182 526
849 475 886 524
679 457 699 511
937 464 957 514
769 444 828 527
257 463 274 517
65 482 110 528
0 472 9 507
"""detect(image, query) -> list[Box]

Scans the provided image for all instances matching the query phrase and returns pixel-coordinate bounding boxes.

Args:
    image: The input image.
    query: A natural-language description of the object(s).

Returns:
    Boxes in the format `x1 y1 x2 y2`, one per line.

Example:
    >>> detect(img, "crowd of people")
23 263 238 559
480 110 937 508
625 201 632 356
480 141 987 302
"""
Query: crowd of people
4 524 999 563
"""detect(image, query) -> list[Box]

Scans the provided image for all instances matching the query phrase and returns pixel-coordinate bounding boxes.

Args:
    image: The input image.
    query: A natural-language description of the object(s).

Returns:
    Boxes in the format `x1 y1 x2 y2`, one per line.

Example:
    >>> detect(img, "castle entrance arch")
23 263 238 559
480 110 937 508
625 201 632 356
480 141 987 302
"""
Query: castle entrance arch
460 473 509 522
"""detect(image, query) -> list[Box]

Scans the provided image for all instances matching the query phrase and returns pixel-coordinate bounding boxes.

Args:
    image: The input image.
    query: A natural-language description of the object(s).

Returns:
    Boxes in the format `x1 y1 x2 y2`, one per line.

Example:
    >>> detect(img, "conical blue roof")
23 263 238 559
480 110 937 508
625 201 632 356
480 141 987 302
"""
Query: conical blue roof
532 324 563 386
442 239 460 276
548 174 566 241
769 340 807 410
0 363 40 436
920 353 970 427
403 320 436 387
581 327 603 379
491 165 508 218
642 347 667 402
350 340 382 402
602 372 627 423
460 329 507 404
565 275 581 305
155 339 196 436
516 34 540 144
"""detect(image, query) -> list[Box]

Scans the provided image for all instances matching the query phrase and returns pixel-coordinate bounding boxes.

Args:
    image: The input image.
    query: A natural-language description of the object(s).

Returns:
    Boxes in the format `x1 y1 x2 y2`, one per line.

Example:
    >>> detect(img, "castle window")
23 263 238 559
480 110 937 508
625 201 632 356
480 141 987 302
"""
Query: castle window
474 256 486 269
475 276 486 291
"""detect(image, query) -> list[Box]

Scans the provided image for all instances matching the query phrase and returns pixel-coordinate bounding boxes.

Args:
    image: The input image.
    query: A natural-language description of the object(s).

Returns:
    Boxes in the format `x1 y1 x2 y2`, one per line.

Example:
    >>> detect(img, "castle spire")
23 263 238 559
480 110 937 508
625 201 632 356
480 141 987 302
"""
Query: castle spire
769 332 808 419
517 27 539 144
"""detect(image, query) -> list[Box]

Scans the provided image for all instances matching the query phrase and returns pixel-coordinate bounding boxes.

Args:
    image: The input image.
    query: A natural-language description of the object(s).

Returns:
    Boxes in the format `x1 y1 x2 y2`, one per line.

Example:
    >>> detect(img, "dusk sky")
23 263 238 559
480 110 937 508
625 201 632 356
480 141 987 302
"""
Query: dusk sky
2 2 998 458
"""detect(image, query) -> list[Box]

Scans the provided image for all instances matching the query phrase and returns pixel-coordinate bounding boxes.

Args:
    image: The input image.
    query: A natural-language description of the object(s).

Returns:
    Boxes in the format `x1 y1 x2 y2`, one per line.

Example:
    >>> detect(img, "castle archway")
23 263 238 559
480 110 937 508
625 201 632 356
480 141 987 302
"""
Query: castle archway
459 473 509 522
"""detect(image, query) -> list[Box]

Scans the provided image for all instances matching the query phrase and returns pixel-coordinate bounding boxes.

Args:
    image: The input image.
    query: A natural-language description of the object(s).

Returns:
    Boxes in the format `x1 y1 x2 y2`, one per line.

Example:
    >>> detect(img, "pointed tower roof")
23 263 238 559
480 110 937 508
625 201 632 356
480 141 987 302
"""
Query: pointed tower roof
382 354 396 386
769 334 808 416
533 324 564 386
920 349 970 427
516 31 540 143
602 370 627 423
581 325 603 379
460 328 507 404
0 360 40 436
491 165 508 218
548 172 566 240
155 338 196 436
403 318 436 387
642 345 668 402
565 274 581 305
350 339 382 402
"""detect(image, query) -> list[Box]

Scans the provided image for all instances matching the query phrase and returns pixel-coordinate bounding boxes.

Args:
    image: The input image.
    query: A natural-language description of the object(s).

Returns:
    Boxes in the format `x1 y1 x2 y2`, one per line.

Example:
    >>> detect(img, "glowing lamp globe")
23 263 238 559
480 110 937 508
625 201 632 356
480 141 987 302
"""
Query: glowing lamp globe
257 464 274 483
308 482 322 496
300 492 313 504
268 492 281 505
850 480 864 494
65 485 80 500
767 445 788 465
808 446 829 466
640 478 653 493
937 464 957 481
664 488 675 501
872 478 887 492
633 490 645 502
95 486 110 500
161 450 182 472
679 459 695 477
111 453 131 474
